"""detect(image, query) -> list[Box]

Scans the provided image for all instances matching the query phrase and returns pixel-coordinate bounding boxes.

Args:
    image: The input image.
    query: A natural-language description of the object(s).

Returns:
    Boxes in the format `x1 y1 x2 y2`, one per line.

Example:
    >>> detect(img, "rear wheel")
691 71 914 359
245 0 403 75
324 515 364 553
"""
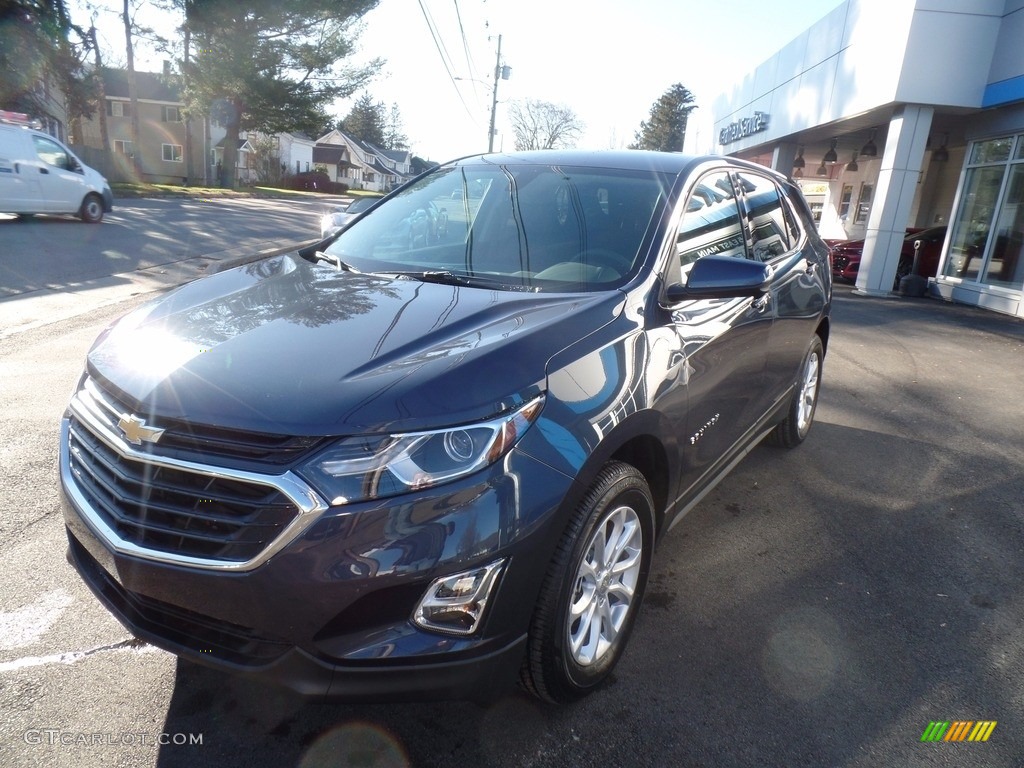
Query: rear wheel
769 335 823 448
521 461 655 703
80 193 104 223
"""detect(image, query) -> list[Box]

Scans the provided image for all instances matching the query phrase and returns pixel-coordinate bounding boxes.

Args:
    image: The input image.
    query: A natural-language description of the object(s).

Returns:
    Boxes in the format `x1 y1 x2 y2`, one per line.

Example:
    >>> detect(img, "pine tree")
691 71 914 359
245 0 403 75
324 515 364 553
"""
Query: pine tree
631 84 697 152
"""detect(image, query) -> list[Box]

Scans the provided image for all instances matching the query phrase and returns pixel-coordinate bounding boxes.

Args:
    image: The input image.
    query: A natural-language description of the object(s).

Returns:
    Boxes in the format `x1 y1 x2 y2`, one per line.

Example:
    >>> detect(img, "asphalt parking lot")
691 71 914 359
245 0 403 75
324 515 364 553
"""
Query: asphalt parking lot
2 282 1023 767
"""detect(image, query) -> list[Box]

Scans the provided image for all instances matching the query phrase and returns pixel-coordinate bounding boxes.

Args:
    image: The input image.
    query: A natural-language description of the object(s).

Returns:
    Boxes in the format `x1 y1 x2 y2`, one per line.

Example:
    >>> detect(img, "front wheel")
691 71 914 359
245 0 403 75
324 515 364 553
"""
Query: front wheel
79 193 104 223
520 461 655 703
768 335 824 448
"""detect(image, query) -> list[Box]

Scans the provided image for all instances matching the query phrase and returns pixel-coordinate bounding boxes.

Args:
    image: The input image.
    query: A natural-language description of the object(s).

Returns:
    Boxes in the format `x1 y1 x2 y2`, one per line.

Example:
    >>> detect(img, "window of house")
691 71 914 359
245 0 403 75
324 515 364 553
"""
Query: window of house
109 101 130 118
162 144 183 162
113 140 134 158
161 106 181 122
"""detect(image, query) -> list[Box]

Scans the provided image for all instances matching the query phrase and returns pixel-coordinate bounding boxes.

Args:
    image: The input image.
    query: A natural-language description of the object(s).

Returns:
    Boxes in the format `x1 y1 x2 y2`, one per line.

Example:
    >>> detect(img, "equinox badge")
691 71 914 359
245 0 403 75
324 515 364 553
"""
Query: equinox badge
117 414 165 445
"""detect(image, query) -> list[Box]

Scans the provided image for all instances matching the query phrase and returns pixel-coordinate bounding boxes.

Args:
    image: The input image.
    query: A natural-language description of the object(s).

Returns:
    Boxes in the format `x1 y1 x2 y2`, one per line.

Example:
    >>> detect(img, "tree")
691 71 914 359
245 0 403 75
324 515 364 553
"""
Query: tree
384 103 407 150
340 93 386 146
507 99 584 151
182 0 381 187
122 0 143 179
631 83 697 152
0 0 97 125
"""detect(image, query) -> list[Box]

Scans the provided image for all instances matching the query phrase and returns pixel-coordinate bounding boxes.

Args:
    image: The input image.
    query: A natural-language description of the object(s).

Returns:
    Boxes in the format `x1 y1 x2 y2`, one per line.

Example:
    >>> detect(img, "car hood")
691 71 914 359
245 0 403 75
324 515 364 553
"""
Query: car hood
86 254 621 435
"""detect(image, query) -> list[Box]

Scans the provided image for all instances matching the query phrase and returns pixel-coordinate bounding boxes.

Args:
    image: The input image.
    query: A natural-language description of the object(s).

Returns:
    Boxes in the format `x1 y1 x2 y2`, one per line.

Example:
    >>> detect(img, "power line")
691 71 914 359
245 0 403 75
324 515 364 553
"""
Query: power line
416 0 480 126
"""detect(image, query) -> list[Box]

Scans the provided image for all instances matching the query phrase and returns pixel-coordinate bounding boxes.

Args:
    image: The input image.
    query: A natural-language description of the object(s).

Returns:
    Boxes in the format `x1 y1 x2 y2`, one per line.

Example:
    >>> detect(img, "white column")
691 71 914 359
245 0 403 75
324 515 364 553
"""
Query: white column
771 142 798 176
855 105 933 296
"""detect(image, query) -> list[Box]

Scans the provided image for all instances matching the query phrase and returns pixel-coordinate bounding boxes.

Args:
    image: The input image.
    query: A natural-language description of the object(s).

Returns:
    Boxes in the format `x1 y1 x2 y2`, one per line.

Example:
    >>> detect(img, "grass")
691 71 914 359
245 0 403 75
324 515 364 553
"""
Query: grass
110 182 346 200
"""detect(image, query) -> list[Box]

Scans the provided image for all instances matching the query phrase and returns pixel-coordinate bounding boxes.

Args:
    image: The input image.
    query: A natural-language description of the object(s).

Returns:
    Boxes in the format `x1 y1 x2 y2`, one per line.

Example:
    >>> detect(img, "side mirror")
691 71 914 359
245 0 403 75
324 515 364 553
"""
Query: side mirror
663 256 771 305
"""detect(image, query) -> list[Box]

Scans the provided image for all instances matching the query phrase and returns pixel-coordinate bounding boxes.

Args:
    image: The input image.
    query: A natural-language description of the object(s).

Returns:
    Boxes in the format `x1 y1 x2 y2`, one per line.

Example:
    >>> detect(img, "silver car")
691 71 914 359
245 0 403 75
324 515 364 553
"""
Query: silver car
319 194 383 238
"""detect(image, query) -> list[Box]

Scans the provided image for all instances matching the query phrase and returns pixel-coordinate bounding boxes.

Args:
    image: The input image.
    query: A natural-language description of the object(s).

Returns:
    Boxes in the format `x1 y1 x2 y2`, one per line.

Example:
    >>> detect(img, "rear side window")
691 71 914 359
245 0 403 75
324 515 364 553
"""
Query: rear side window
733 171 800 262
677 171 747 269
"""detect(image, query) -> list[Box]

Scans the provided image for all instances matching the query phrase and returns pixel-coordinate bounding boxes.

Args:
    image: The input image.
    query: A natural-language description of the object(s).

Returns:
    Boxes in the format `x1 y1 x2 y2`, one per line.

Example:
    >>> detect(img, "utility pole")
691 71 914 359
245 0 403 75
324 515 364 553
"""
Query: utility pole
488 35 502 153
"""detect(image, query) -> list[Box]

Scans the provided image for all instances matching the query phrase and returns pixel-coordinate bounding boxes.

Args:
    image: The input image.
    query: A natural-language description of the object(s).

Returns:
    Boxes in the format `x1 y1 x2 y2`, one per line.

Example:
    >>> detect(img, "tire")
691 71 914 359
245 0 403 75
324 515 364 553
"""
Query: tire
79 193 104 224
893 257 912 291
768 335 824 448
521 461 655 703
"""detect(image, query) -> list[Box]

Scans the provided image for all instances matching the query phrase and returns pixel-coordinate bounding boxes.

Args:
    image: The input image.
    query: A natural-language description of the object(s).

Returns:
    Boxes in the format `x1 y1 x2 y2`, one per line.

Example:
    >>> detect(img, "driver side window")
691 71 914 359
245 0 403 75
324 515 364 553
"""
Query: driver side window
676 171 747 270
32 135 70 171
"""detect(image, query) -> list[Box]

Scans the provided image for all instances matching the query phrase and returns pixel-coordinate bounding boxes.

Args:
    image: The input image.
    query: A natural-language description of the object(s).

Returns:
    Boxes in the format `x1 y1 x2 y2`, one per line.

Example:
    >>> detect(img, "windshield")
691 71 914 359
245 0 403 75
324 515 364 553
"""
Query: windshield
324 162 671 292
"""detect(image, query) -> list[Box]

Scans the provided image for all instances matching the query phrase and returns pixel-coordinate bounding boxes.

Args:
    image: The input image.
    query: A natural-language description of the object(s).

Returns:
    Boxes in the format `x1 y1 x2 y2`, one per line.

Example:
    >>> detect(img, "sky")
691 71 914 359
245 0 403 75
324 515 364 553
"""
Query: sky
70 0 846 163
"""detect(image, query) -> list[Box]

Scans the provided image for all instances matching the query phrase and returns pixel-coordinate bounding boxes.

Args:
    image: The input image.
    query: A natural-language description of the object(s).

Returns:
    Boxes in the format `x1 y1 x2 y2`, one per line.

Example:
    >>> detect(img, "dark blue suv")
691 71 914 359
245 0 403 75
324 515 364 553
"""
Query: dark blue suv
60 150 831 703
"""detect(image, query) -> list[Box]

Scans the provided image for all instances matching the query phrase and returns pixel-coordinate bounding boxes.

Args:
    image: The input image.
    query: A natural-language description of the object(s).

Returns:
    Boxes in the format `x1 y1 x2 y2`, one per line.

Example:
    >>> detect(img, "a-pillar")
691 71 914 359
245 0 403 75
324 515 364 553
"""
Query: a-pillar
855 105 933 296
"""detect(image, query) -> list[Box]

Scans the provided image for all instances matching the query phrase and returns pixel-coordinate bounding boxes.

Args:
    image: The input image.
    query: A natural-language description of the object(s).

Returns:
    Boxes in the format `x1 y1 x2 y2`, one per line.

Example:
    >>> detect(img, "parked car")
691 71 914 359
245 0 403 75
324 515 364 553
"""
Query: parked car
830 226 947 288
0 110 113 223
60 150 832 704
319 193 384 238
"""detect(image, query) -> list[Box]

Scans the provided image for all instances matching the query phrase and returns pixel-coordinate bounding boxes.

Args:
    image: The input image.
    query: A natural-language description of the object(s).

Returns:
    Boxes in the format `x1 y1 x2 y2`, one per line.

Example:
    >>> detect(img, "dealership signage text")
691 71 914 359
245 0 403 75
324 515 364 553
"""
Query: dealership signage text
719 112 770 145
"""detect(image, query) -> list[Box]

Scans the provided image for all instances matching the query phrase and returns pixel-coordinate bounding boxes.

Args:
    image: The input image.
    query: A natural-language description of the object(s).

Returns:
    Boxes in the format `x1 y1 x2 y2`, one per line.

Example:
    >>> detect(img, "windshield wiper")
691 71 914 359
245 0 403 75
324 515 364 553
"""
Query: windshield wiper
386 270 472 286
313 251 360 273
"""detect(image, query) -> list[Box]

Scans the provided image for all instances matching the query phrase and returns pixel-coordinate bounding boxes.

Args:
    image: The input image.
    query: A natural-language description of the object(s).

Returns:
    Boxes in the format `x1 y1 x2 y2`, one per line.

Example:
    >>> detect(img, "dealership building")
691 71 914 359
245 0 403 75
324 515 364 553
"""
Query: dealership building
692 0 1024 319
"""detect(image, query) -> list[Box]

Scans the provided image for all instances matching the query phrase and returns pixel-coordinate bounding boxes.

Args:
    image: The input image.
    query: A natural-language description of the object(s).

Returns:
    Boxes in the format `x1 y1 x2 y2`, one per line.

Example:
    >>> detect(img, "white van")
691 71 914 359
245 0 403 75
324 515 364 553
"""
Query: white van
0 111 113 223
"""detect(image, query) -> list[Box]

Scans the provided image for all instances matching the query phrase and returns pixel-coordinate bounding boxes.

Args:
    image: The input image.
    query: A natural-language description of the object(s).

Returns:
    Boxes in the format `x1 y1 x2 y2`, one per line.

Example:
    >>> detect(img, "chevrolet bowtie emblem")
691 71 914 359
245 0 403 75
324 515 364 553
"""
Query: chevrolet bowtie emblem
117 414 165 445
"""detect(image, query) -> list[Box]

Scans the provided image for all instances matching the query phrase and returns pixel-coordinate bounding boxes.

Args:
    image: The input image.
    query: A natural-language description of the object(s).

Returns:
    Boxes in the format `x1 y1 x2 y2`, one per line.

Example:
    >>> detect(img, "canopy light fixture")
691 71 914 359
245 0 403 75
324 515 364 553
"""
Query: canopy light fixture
792 145 806 169
932 133 949 162
816 160 829 177
846 151 859 172
823 138 838 164
860 130 877 158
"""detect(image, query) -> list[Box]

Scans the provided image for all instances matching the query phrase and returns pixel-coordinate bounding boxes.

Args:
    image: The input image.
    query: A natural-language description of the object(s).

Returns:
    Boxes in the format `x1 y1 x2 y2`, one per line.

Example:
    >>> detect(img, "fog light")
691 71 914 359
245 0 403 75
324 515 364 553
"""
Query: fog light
413 560 506 635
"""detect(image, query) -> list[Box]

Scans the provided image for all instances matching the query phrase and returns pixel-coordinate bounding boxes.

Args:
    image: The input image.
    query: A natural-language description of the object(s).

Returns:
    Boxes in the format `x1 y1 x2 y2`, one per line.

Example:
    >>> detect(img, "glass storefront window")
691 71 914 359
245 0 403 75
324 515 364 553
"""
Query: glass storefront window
981 165 1024 287
943 166 1004 281
943 133 1024 289
970 137 1013 165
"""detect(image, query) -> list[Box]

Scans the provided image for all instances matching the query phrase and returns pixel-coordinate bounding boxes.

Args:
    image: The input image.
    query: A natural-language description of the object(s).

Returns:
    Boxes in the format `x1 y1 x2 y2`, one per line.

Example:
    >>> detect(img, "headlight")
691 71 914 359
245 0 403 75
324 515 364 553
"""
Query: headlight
297 395 544 505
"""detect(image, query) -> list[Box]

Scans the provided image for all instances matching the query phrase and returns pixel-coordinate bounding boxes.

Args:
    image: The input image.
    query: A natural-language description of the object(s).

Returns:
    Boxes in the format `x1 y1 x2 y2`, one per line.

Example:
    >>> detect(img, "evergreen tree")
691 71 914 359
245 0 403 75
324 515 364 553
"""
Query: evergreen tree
384 103 408 150
0 0 97 124
631 84 697 152
340 94 387 146
182 0 381 187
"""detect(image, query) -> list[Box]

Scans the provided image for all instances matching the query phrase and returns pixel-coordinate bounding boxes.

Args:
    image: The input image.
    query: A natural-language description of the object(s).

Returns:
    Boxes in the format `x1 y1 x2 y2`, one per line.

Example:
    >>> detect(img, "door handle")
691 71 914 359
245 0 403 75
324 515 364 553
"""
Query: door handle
805 262 816 275
40 167 49 174
753 294 771 313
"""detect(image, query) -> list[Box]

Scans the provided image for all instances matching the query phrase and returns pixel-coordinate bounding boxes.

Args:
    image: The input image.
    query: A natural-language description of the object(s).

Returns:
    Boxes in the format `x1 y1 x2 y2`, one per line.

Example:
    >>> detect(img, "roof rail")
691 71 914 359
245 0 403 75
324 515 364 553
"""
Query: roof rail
0 110 42 129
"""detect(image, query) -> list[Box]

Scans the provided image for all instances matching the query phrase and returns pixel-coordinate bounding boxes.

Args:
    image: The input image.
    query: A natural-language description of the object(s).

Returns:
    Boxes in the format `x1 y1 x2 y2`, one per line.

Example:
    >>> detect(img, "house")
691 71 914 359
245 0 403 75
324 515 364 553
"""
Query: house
314 129 414 192
75 67 317 187
74 68 209 185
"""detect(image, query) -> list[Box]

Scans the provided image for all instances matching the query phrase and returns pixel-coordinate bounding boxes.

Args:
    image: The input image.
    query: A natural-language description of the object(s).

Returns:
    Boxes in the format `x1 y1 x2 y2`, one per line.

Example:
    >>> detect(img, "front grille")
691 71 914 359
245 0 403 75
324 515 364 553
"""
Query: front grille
67 416 300 563
81 375 325 468
70 535 291 665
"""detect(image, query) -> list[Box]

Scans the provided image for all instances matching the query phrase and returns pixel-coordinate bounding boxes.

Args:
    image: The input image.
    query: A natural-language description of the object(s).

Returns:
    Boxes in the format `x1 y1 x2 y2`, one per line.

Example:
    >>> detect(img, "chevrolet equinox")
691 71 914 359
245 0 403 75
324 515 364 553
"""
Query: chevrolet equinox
60 150 832 703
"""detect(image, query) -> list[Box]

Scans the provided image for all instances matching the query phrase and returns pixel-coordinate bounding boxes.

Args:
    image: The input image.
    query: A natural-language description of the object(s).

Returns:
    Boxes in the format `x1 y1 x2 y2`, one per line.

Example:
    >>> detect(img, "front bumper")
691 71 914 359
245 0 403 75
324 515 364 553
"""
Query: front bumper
60 420 573 702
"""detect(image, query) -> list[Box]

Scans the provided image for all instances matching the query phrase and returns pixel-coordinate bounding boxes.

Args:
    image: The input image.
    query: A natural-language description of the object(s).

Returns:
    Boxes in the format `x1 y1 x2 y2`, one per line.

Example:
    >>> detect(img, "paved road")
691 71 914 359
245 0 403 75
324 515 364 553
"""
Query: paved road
1 285 1022 767
0 196 330 337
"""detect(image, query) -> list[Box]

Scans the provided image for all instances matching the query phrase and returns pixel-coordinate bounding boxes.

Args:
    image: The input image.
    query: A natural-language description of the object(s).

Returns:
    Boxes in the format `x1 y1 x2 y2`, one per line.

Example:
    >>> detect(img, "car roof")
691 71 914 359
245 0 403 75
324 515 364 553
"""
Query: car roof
447 149 778 178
